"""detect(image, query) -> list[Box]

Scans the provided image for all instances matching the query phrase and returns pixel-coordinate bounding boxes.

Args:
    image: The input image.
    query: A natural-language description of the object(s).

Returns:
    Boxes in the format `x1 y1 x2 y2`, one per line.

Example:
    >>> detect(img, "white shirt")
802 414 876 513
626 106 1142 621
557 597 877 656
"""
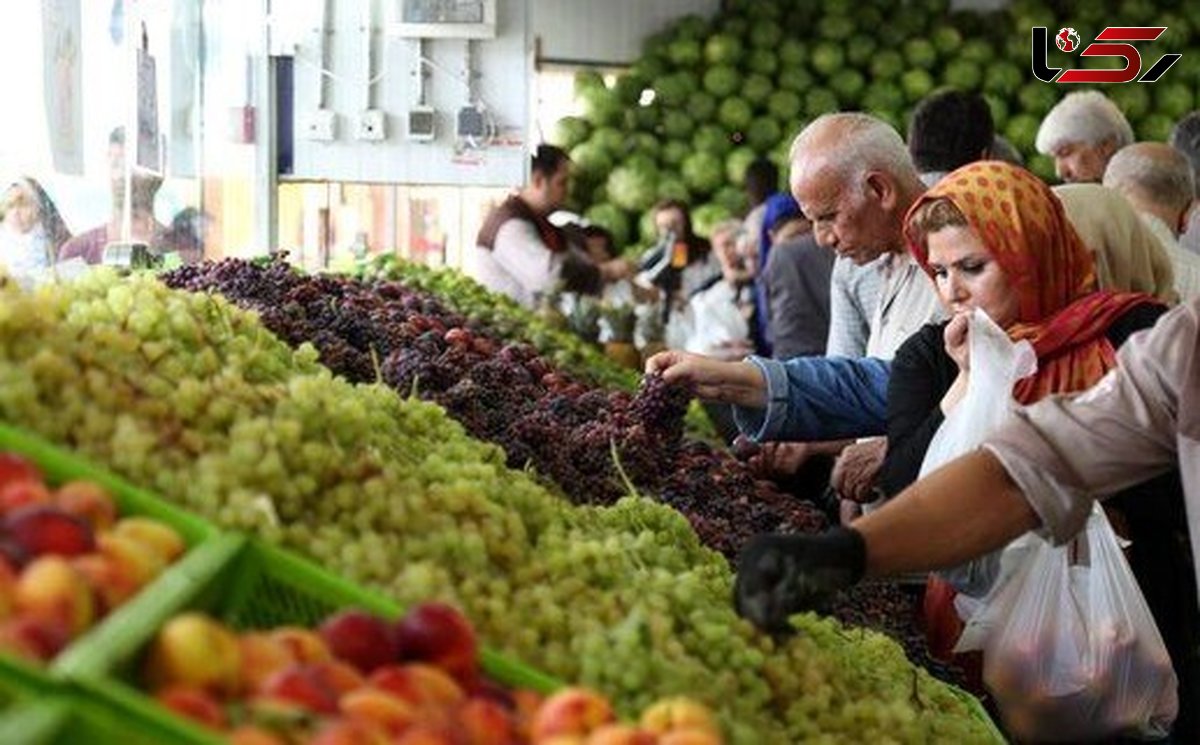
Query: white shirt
866 251 945 360
469 219 563 309
0 224 51 277
1140 213 1200 302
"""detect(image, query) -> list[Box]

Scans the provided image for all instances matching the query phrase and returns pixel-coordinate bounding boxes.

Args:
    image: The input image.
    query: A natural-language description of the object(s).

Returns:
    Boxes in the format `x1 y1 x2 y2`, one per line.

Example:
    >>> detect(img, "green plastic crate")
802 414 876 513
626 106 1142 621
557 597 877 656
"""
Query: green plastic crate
0 424 221 690
0 693 195 745
63 536 562 744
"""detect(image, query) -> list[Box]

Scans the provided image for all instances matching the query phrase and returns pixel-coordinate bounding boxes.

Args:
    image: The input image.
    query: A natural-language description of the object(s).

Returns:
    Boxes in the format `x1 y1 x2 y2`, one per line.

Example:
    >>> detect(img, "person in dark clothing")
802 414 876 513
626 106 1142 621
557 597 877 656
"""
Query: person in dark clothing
873 161 1198 738
759 194 834 360
907 90 995 187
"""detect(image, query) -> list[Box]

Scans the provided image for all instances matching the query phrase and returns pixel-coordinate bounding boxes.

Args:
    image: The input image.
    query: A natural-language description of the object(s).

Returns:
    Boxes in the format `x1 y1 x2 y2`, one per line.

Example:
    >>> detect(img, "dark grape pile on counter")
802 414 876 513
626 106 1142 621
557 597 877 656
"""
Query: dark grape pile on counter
163 257 826 561
164 257 968 691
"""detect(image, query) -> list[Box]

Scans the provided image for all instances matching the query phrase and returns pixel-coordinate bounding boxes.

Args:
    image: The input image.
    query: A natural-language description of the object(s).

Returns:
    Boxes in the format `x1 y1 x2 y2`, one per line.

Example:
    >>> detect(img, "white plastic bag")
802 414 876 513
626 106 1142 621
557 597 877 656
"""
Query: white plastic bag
918 309 1036 597
980 506 1178 742
668 280 749 357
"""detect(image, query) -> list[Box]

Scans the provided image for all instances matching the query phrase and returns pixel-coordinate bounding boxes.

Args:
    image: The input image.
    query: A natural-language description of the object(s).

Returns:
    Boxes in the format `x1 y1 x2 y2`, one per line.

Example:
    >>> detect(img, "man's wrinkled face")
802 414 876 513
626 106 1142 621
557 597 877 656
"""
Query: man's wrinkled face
1052 140 1114 184
792 165 894 266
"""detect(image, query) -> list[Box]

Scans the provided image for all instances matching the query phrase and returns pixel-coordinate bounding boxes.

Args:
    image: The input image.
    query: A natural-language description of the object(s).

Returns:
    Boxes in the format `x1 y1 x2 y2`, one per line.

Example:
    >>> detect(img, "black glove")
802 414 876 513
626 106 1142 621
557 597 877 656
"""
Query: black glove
734 527 867 634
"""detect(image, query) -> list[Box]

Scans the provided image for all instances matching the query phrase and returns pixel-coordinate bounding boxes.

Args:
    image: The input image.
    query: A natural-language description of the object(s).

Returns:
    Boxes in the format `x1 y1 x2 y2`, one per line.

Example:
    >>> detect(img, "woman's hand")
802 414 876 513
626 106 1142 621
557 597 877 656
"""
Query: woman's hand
943 312 971 372
645 350 767 407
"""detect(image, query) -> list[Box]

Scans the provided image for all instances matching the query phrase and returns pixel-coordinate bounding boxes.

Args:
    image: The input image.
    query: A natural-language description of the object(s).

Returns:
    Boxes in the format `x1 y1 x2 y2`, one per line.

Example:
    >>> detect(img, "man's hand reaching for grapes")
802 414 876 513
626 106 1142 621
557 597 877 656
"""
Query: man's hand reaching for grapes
645 351 767 408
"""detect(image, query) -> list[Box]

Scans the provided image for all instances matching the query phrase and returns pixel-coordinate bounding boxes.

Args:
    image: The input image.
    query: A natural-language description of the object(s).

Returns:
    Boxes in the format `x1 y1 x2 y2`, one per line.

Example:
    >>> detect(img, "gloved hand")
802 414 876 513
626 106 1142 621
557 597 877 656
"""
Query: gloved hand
734 527 867 634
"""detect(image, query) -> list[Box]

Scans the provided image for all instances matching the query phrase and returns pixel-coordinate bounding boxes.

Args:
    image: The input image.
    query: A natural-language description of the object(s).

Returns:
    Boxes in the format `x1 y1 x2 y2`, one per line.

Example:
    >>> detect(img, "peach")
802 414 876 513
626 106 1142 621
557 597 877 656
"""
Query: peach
369 663 465 712
659 729 722 745
0 479 51 515
258 663 343 714
238 632 297 692
530 688 615 739
112 517 185 563
639 697 720 736
0 559 16 619
154 685 228 730
144 613 242 696
98 532 165 587
513 689 545 740
71 554 140 613
0 615 70 661
53 481 117 531
459 696 518 745
318 609 399 674
585 725 658 745
228 726 288 745
310 720 390 745
15 555 95 637
268 626 332 664
395 602 479 685
4 504 95 558
393 724 462 745
339 686 420 734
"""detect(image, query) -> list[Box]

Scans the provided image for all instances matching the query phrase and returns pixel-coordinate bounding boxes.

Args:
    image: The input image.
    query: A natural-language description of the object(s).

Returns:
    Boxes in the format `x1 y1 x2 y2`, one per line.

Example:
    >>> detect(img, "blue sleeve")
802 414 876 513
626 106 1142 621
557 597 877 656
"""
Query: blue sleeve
732 355 890 442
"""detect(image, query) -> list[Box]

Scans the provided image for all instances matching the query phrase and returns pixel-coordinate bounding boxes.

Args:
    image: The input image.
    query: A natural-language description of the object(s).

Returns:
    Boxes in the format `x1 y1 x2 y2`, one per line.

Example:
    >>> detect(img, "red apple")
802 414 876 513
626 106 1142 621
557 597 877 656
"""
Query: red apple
4 504 95 558
0 455 43 493
395 603 479 684
0 538 30 571
52 481 117 531
318 608 399 673
155 685 228 730
0 615 70 661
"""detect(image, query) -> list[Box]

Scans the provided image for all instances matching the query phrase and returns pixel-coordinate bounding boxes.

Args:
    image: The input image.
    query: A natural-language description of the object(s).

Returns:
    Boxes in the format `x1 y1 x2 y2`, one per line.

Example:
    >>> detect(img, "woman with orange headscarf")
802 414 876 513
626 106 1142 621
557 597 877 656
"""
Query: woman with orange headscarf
879 161 1197 735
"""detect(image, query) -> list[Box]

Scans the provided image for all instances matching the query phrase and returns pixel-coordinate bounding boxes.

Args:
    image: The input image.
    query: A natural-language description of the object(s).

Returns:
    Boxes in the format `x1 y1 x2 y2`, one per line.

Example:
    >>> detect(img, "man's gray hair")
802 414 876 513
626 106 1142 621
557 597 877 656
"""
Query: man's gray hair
1103 142 1196 214
1035 91 1134 155
1168 111 1200 185
789 112 916 189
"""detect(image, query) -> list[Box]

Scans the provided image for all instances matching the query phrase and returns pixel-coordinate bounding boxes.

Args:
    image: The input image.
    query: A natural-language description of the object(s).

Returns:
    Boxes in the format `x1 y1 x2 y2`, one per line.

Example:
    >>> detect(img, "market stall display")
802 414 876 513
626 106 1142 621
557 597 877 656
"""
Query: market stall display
0 269 998 741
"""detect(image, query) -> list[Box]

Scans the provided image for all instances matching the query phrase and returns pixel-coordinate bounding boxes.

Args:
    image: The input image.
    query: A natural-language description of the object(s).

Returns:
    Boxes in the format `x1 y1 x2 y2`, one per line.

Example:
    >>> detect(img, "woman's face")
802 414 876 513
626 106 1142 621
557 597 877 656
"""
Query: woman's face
926 225 1021 328
3 185 38 234
654 207 687 240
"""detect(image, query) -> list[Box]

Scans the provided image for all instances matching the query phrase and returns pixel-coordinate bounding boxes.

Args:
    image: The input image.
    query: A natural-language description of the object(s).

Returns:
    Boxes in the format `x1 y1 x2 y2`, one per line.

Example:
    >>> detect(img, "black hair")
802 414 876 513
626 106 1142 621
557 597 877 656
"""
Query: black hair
744 158 779 206
531 144 570 178
582 223 616 259
652 198 694 240
907 90 995 174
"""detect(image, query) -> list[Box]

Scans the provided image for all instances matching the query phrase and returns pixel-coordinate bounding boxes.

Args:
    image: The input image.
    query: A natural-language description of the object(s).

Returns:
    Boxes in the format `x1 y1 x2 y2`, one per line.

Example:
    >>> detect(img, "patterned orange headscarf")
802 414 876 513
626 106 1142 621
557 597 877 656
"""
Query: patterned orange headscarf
903 161 1160 403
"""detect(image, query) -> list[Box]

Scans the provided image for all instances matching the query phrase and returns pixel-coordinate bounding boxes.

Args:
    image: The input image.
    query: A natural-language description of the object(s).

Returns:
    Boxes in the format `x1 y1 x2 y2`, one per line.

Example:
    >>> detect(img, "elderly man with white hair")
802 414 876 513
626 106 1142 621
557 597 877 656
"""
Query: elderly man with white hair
1036 91 1134 183
1170 111 1200 255
1104 142 1200 301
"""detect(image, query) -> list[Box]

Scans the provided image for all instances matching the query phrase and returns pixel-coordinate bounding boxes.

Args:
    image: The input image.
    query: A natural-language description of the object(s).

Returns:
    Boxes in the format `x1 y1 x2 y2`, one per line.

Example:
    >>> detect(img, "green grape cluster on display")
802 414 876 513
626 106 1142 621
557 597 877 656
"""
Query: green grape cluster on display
0 271 995 741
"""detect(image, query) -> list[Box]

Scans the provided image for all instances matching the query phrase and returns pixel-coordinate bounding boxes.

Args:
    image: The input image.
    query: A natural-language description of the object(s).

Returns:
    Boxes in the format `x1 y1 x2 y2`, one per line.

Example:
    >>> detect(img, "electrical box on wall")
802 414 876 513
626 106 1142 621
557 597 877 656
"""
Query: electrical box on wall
407 106 437 141
386 0 496 39
356 109 387 141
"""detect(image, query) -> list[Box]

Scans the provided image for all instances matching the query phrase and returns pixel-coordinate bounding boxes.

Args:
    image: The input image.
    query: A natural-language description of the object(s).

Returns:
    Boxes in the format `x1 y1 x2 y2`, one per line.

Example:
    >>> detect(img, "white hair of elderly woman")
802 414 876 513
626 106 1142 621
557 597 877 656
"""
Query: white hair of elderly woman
1035 91 1134 155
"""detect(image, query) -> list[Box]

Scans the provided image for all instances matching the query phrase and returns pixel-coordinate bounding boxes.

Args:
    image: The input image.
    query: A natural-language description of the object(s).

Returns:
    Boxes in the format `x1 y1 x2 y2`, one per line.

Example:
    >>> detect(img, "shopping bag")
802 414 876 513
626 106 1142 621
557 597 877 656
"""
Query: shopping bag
918 309 1036 598
981 506 1177 742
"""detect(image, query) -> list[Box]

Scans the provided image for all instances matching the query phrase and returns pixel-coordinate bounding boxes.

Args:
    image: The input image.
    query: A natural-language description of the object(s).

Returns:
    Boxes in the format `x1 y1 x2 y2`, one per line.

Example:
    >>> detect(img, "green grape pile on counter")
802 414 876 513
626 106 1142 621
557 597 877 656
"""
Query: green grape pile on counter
355 255 719 443
0 271 994 742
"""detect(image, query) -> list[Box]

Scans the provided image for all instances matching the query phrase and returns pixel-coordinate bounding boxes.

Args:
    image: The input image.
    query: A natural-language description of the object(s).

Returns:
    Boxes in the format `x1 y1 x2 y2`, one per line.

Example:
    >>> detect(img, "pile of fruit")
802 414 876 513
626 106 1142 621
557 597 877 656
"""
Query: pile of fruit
556 0 1200 249
163 257 827 561
146 602 724 744
0 454 186 662
356 255 718 443
0 269 995 740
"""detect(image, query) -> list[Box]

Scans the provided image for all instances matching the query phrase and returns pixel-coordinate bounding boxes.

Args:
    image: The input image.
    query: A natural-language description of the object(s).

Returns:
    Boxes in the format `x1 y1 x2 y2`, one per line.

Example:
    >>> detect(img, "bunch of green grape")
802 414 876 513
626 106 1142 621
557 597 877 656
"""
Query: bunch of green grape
0 271 994 742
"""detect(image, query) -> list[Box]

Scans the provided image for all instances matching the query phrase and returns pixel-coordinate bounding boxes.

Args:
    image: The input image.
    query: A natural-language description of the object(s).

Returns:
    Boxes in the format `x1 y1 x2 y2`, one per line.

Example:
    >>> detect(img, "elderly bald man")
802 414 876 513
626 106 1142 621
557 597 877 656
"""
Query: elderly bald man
1105 142 1200 301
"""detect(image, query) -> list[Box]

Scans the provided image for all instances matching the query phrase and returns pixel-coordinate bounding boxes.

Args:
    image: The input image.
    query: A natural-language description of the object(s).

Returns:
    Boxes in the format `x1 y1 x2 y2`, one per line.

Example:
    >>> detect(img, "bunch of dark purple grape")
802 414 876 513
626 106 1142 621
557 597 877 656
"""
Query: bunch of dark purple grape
163 257 828 560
